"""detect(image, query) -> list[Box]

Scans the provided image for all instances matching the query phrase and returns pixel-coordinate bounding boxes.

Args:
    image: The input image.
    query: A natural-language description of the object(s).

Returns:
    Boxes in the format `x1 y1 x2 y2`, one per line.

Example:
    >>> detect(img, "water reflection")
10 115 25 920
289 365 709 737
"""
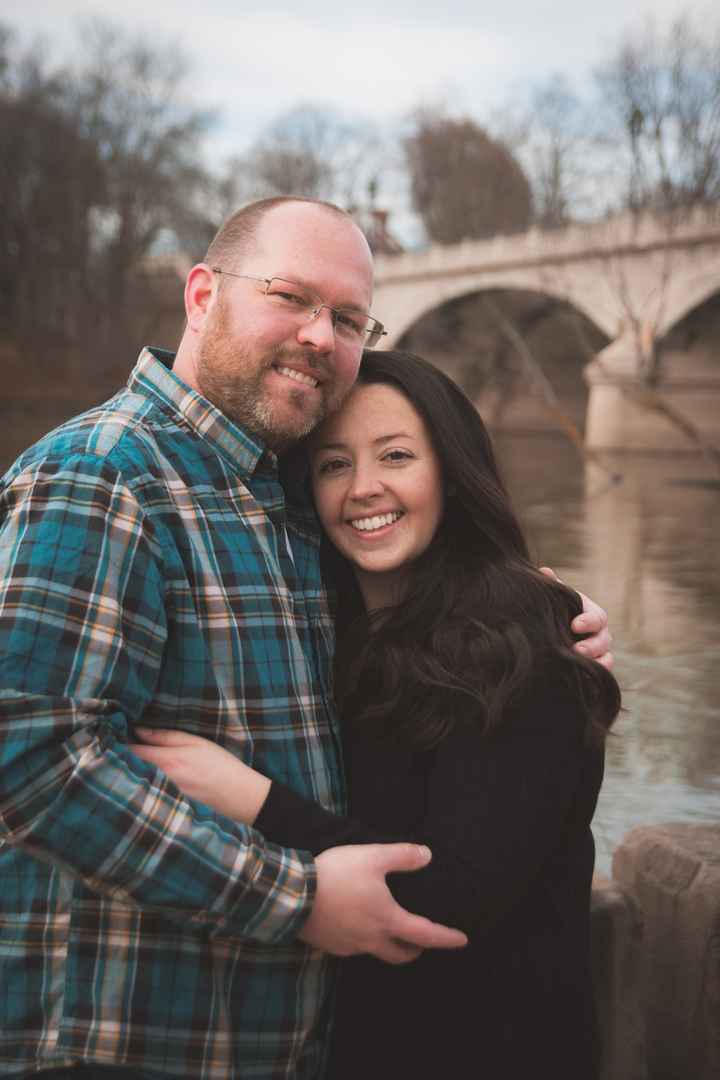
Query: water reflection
496 435 720 872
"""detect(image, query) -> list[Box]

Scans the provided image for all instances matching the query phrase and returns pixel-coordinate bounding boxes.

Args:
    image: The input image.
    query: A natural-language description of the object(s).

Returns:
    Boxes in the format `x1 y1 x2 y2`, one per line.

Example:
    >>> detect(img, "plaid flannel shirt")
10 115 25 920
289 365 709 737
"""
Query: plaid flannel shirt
0 348 344 1079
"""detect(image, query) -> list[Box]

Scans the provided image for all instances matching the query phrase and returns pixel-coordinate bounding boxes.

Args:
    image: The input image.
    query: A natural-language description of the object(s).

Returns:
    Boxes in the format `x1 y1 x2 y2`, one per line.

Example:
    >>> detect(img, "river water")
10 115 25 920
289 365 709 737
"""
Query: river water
495 434 720 873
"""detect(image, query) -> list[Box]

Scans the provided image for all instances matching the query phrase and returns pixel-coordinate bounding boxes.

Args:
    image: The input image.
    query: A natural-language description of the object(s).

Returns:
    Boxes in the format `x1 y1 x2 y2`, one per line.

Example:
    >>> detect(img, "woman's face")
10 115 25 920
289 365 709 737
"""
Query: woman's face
310 383 445 608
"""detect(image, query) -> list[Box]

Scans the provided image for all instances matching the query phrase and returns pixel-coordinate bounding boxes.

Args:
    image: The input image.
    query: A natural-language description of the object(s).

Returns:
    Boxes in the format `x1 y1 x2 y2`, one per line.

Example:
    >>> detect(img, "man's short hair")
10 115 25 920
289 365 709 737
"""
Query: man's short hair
205 196 353 271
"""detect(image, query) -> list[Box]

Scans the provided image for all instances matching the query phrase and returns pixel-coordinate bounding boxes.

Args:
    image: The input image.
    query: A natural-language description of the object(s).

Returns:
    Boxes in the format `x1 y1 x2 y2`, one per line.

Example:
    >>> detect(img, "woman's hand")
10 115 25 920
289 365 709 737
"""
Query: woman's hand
539 567 613 669
130 728 271 824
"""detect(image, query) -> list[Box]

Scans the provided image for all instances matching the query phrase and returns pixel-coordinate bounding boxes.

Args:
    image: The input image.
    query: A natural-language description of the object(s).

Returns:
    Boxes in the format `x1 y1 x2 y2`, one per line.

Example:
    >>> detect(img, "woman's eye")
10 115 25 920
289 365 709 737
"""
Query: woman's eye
383 449 413 463
317 458 348 475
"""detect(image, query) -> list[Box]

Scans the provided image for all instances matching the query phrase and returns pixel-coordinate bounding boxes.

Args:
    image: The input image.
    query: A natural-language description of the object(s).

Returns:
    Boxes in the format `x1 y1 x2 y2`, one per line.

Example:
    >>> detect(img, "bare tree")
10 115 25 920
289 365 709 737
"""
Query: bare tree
249 106 336 199
69 19 215 312
0 27 105 351
404 109 533 244
595 14 720 213
230 104 383 210
1 18 216 380
514 78 596 228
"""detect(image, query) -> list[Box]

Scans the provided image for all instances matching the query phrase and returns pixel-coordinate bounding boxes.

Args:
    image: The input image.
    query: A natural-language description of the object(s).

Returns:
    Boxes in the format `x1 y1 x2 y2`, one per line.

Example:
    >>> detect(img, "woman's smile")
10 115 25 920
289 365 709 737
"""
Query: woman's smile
347 510 405 534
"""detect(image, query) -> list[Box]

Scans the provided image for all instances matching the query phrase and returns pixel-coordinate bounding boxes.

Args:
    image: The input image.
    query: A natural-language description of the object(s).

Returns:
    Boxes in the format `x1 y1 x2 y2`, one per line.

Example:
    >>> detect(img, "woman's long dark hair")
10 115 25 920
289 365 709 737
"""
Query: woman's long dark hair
324 349 620 749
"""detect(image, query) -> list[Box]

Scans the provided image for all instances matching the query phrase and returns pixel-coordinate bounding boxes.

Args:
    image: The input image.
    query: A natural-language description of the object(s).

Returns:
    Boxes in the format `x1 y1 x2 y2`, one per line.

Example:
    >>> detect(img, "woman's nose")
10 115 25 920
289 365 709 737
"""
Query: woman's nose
348 467 384 502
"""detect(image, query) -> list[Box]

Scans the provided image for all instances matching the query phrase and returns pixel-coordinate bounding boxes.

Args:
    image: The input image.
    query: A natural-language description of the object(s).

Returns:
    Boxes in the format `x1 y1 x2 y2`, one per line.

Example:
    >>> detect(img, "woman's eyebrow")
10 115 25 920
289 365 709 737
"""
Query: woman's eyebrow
314 432 417 453
374 432 416 444
313 441 348 452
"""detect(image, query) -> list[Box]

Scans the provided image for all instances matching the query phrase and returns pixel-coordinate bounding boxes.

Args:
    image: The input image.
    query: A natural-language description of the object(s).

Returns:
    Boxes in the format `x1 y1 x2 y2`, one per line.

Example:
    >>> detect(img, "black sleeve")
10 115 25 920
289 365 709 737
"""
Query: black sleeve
256 682 603 936
255 778 395 855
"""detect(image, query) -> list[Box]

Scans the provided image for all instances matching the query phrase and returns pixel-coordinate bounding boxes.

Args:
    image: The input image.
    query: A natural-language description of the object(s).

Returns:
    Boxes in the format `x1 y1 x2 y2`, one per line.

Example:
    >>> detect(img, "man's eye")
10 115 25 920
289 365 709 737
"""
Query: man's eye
335 311 364 335
270 288 308 307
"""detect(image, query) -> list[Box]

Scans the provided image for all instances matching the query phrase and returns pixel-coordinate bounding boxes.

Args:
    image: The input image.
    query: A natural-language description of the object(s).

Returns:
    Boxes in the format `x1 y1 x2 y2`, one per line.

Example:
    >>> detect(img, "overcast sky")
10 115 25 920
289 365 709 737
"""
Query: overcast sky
11 1 707 151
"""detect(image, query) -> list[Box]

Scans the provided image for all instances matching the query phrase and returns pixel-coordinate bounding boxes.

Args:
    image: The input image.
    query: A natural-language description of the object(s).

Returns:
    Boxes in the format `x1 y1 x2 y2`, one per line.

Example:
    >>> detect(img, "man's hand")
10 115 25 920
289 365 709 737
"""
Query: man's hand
540 567 613 669
298 843 468 964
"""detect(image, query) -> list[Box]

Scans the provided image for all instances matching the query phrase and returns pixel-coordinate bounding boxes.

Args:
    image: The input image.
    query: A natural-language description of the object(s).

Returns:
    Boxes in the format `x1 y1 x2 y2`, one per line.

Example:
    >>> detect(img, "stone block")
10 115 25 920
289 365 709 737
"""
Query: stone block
591 873 647 1080
612 824 720 1080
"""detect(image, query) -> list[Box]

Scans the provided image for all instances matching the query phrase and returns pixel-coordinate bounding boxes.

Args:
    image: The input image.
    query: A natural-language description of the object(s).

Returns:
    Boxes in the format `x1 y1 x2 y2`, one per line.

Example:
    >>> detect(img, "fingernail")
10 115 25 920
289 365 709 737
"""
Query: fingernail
418 845 431 861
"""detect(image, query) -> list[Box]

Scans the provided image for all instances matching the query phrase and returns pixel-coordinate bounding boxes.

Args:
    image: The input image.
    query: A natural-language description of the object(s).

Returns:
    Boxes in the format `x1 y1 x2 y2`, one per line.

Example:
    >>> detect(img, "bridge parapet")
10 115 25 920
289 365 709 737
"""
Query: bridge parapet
375 205 720 285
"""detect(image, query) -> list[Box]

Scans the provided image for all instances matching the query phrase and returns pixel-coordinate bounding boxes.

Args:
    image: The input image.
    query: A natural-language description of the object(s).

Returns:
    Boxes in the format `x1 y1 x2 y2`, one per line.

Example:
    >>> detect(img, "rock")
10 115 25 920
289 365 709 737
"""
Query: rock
612 824 720 1080
591 873 647 1080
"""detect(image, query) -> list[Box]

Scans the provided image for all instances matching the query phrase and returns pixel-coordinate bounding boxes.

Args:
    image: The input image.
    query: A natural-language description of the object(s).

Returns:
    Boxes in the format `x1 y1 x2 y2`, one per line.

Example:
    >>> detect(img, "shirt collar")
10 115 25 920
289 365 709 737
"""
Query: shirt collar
130 346 275 480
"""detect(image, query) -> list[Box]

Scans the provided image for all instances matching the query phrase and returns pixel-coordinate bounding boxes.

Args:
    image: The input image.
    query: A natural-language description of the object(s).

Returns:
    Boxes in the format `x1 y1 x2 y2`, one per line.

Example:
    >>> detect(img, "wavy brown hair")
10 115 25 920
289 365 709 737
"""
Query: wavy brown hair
321 349 621 749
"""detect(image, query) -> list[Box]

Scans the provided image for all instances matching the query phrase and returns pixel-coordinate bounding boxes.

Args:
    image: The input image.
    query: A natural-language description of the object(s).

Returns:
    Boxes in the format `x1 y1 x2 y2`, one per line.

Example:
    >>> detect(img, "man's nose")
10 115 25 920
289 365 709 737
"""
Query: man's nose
296 306 336 352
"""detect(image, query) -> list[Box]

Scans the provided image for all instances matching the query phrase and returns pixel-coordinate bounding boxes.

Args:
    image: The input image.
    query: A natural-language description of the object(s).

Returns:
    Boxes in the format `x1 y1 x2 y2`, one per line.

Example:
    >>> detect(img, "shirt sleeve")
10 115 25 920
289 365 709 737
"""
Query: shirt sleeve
0 454 315 945
256 684 602 938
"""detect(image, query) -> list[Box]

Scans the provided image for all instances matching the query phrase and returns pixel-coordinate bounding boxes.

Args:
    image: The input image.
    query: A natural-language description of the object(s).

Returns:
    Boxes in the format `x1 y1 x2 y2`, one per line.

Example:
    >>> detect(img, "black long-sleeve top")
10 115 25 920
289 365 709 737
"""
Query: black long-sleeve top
256 671 604 1079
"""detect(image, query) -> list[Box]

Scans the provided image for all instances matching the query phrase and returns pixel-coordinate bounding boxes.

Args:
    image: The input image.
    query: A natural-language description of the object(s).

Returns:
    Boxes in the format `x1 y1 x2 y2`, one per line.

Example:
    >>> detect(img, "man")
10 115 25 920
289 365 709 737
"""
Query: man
0 197 611 1079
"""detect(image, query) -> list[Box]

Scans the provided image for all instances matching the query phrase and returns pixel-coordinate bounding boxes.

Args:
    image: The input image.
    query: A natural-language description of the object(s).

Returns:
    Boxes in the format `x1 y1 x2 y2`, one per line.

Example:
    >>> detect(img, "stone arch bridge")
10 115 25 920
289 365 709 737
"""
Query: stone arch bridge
373 209 720 451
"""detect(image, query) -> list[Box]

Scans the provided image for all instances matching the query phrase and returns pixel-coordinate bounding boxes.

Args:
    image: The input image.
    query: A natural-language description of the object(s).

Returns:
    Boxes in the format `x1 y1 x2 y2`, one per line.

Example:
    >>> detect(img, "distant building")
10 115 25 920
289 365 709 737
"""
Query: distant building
349 207 404 255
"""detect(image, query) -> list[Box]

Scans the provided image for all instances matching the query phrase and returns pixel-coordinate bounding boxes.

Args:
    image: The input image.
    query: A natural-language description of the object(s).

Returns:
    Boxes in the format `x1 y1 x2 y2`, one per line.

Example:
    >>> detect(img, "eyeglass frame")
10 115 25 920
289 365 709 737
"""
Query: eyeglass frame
210 267 388 349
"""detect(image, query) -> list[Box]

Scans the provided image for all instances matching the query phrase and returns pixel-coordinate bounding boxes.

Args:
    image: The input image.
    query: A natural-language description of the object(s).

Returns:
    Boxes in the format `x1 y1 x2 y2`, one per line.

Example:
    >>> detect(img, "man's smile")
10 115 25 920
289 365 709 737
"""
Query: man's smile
274 364 320 389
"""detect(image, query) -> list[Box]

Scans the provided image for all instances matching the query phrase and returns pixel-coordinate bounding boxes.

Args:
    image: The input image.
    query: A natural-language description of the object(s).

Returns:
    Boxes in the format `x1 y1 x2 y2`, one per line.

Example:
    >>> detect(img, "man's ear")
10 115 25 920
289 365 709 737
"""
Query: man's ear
184 263 216 333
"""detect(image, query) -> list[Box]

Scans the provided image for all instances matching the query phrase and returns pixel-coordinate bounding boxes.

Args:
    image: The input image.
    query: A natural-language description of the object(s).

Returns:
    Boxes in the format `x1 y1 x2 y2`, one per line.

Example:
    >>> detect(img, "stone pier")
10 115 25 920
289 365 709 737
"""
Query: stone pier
591 874 646 1080
584 333 720 452
612 824 720 1080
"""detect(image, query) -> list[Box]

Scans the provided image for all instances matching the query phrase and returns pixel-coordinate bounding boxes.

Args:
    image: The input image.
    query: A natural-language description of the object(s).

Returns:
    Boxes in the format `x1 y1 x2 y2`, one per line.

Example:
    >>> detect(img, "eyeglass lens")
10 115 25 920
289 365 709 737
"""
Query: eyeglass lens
266 279 383 347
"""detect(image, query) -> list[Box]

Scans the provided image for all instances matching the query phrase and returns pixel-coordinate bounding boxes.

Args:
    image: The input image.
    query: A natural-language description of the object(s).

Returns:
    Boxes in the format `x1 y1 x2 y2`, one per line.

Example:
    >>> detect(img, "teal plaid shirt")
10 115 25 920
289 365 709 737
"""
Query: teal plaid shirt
0 348 344 1078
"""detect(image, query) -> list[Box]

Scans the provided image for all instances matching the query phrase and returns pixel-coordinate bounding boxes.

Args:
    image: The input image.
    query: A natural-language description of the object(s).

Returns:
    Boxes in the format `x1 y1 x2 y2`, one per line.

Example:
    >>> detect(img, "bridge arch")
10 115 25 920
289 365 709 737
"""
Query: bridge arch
659 276 720 337
658 289 720 386
379 271 616 348
390 284 610 435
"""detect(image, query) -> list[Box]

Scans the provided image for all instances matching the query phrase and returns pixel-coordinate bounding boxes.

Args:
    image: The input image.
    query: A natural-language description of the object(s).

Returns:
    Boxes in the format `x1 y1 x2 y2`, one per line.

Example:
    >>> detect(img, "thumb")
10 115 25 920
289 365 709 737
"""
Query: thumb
373 842 432 875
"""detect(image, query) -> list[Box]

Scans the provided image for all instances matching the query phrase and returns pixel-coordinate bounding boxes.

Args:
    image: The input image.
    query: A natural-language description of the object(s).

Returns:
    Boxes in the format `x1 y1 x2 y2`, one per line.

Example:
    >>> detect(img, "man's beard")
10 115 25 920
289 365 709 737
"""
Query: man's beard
195 301 336 453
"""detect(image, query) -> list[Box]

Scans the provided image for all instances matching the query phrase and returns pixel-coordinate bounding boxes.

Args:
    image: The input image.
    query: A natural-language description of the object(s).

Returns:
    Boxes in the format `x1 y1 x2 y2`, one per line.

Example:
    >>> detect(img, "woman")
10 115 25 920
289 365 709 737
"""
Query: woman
134 350 620 1078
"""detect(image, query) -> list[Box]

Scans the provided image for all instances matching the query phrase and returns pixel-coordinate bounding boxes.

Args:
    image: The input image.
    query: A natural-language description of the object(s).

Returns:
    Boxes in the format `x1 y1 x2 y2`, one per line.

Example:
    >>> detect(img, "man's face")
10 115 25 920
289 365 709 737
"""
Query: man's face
195 204 374 453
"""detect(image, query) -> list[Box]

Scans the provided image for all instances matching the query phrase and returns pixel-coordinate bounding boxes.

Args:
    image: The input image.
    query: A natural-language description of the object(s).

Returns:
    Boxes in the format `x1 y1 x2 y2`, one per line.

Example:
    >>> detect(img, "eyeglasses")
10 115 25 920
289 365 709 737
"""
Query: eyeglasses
211 268 387 349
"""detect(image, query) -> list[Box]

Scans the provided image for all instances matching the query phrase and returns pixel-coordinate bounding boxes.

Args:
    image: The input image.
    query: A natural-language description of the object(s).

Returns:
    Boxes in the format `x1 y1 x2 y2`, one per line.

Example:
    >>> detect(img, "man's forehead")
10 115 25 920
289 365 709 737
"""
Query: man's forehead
251 203 374 293
222 205 373 319
258 200 360 235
